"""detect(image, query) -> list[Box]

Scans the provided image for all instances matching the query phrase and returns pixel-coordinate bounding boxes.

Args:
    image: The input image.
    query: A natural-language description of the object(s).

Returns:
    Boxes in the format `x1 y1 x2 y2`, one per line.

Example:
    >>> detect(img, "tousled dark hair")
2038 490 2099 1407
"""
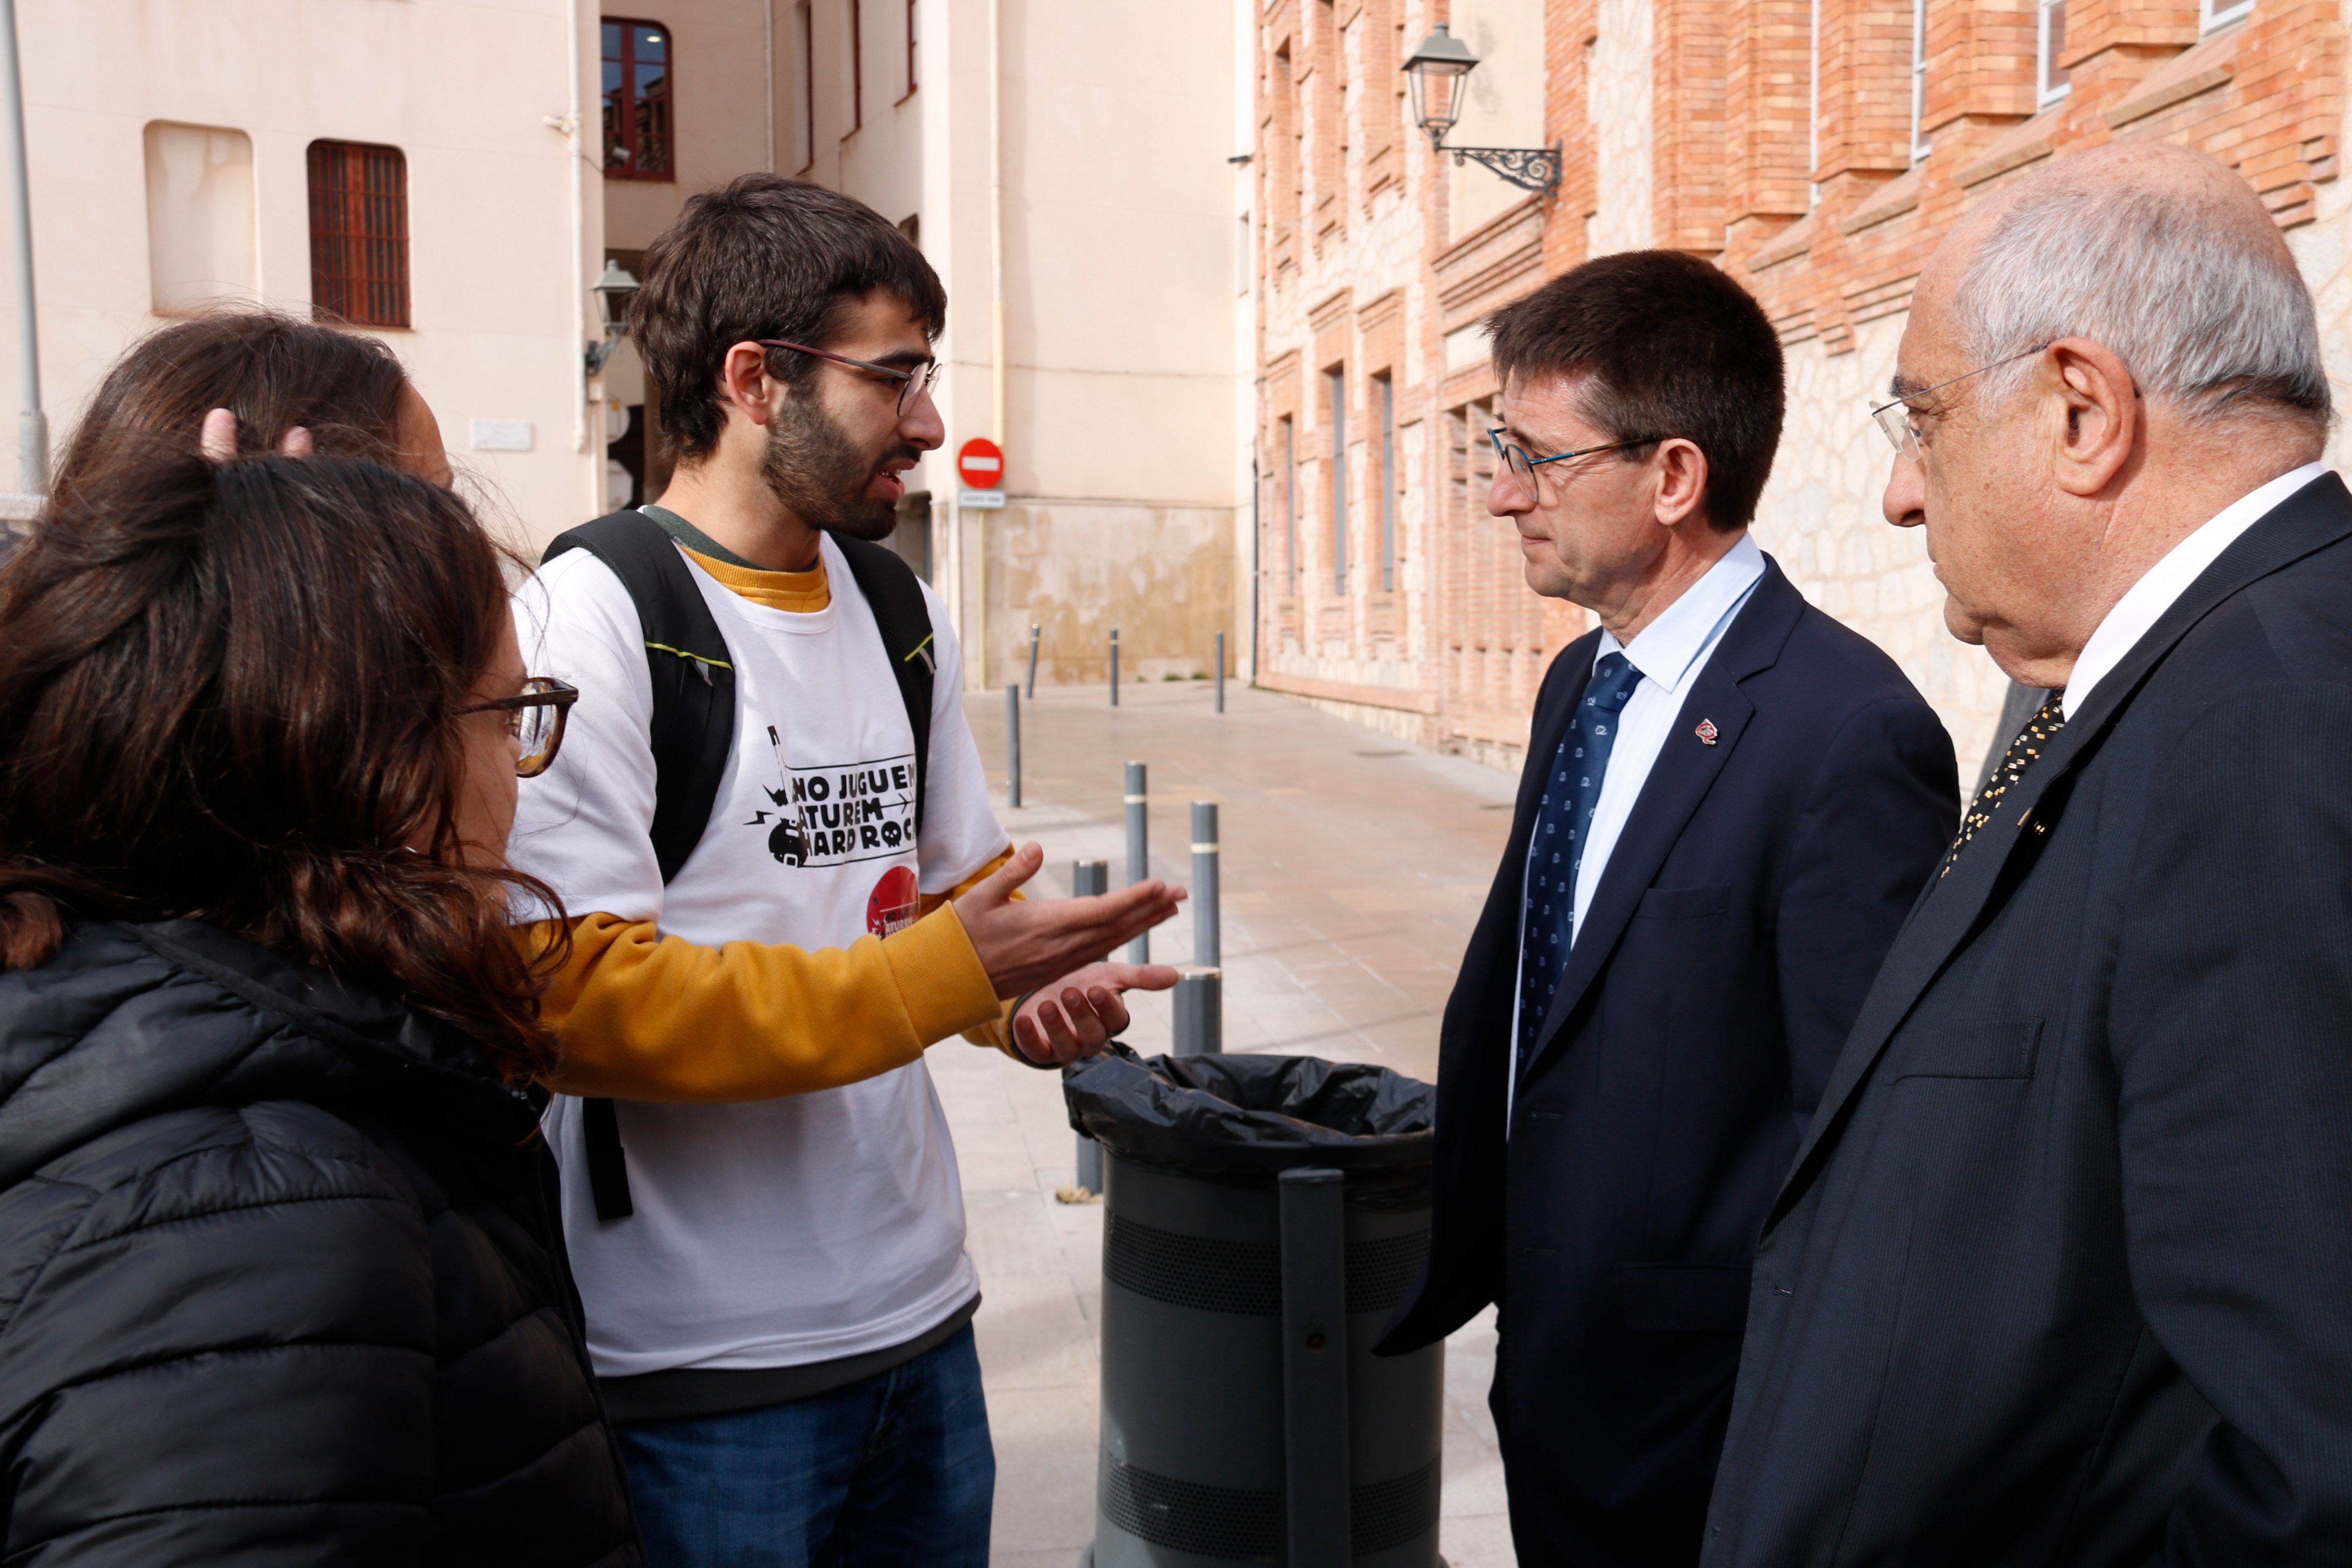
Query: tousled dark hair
1488 251 1785 531
632 174 945 464
0 450 563 1076
51 309 411 508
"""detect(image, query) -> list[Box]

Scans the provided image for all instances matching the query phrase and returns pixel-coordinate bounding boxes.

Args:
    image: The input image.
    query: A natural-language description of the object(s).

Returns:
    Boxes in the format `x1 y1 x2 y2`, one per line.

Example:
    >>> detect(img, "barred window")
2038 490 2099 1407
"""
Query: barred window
603 19 673 180
306 140 408 329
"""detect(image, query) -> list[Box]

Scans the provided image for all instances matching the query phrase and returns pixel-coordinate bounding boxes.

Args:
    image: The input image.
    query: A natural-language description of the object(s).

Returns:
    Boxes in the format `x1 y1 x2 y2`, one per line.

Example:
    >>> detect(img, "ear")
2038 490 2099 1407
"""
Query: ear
2045 339 2137 498
1652 438 1711 529
718 341 781 431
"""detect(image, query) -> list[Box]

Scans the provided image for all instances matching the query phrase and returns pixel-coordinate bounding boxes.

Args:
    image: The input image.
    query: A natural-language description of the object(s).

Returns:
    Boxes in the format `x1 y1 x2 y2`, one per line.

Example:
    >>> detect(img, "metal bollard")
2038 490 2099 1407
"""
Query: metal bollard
1072 858 1108 1195
1191 802 1219 968
1026 622 1041 700
1215 629 1226 714
1005 684 1021 809
1109 627 1120 707
1172 967 1222 1056
1124 761 1148 963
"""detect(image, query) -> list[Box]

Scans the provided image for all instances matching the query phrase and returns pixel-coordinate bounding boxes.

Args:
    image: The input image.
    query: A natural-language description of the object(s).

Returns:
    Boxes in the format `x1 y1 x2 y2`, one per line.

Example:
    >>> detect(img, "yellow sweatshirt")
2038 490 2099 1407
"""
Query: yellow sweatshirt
531 545 1030 1102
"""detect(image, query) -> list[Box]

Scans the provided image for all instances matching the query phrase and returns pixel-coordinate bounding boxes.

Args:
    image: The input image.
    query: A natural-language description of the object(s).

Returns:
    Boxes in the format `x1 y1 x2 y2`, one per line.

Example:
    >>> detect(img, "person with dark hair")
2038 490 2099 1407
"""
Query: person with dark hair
1374 250 1958 1566
0 447 638 1565
507 173 1180 1566
48 307 451 500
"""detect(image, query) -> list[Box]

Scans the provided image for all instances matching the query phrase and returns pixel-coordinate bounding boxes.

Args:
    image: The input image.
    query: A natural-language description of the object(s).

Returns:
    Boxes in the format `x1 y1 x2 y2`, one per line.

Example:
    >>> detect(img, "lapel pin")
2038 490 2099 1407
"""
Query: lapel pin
1695 718 1719 746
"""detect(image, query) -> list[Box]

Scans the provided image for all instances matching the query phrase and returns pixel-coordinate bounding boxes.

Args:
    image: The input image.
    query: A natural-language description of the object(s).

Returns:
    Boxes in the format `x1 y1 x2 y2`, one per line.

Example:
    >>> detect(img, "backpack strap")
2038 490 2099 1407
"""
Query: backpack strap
542 511 737 884
541 510 738 1223
834 535 937 837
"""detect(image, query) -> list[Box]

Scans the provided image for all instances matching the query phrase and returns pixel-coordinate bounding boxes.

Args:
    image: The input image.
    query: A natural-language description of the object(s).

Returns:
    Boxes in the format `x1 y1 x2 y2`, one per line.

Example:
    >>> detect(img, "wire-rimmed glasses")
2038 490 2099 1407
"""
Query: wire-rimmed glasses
758 339 943 416
1868 344 2051 460
1487 427 1665 487
459 676 579 778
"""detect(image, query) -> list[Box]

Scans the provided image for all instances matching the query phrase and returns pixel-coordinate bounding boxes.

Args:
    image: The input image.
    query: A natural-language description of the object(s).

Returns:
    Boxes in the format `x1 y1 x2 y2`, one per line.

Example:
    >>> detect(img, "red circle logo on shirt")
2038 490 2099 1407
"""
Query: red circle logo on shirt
868 864 921 937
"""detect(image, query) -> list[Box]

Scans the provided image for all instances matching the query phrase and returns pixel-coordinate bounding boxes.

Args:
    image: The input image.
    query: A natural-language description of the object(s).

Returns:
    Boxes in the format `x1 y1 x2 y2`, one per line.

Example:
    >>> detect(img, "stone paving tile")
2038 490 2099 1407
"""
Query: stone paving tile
939 681 1519 1566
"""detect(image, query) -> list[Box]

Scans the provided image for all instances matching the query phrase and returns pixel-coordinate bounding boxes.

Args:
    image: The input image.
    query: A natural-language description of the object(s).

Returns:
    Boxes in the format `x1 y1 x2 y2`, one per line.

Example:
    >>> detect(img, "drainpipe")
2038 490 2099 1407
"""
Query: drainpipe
565 0 591 476
765 0 777 172
0 0 43 495
981 0 1005 689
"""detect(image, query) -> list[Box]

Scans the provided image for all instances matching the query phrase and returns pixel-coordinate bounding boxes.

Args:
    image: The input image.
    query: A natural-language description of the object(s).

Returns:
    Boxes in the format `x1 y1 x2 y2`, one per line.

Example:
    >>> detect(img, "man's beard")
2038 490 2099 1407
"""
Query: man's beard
759 394 912 542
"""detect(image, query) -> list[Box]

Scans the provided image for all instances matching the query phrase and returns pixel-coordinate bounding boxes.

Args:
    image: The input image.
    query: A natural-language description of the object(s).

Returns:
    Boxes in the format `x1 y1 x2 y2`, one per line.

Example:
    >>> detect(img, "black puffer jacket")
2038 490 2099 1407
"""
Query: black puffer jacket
0 918 640 1566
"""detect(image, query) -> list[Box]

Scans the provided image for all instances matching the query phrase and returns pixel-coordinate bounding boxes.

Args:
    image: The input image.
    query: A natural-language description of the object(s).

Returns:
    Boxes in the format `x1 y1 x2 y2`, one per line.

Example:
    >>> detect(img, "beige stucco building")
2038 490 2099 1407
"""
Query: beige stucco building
2 0 608 536
0 2 1256 698
594 0 1256 692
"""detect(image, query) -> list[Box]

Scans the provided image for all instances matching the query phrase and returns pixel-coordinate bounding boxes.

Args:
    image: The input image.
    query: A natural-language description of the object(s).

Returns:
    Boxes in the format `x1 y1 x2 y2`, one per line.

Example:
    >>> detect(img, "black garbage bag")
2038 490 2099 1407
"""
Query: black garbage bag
1063 1042 1434 1184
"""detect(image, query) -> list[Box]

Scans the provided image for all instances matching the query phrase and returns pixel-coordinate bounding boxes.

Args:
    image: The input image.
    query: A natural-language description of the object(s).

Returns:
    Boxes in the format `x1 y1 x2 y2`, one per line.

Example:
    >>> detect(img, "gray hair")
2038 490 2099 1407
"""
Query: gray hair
1956 182 2331 426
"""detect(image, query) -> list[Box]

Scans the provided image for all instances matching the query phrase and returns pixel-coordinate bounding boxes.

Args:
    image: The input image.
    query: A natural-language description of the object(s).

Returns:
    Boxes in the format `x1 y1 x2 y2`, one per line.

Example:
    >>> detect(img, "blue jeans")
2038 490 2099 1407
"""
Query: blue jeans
617 1325 995 1568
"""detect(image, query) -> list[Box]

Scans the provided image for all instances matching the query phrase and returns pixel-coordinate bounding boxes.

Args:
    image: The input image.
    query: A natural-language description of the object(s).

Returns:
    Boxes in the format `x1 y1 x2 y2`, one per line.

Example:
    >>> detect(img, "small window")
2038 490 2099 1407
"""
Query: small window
1281 416 1298 593
1327 367 1348 595
850 0 864 133
797 2 815 170
2201 0 2252 30
306 140 408 329
1908 0 1930 165
144 122 256 315
603 19 673 181
1375 373 1396 593
2037 0 2071 106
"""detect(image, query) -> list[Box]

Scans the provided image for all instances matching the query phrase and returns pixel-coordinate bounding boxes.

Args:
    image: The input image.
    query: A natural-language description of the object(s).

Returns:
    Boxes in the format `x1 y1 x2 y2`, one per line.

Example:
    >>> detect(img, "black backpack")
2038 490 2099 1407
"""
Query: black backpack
540 509 939 1222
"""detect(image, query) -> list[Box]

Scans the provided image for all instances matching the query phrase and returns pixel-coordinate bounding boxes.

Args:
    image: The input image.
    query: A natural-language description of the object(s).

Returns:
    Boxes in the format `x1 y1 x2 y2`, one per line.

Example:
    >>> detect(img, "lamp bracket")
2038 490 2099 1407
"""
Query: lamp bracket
585 331 625 378
1440 141 1562 195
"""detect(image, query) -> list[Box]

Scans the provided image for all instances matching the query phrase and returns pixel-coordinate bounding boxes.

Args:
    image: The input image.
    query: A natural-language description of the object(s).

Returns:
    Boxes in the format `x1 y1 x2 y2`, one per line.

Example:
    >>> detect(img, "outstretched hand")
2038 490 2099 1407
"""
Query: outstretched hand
1010 961 1179 1065
955 842 1185 1000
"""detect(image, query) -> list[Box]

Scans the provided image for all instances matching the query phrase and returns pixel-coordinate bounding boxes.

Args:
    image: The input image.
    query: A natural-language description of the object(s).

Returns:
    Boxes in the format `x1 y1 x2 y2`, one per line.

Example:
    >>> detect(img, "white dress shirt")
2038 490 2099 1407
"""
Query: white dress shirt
2062 461 2328 720
1569 531 1767 941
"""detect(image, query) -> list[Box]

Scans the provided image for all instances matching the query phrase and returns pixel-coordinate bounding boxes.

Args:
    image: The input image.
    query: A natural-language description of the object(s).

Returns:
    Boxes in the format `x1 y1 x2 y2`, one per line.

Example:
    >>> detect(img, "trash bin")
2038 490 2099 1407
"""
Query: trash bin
1066 1046 1442 1568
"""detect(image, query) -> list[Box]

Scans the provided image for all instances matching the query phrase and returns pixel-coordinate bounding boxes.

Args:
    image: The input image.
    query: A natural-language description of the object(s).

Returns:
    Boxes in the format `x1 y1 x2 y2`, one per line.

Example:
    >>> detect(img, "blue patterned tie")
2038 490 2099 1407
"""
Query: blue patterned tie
1518 651 1643 1073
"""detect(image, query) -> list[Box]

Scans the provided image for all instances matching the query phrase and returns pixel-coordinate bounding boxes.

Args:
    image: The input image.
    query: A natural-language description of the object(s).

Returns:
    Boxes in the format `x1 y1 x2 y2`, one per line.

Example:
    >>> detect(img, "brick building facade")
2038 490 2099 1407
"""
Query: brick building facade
1250 0 2351 780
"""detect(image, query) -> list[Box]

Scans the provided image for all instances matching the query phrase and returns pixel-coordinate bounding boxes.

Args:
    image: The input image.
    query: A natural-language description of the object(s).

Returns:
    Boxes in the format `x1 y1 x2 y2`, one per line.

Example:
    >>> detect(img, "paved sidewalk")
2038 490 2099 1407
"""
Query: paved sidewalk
935 679 1522 1568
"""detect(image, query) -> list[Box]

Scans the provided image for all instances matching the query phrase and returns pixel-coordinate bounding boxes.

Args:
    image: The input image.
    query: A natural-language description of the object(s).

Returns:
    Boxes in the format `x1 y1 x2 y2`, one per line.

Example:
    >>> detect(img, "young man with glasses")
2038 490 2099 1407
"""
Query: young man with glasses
1375 249 1958 1567
507 175 1181 1567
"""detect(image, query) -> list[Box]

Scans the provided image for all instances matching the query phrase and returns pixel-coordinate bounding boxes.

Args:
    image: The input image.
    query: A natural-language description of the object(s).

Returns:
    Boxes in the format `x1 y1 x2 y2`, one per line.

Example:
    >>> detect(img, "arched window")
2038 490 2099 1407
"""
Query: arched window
603 18 674 181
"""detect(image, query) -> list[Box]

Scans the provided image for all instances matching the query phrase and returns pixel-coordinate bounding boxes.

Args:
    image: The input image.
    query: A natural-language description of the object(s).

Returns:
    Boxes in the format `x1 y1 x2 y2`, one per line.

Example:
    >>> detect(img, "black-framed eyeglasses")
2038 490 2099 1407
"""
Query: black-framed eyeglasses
1868 344 2050 460
1488 427 1664 486
459 676 578 778
758 339 942 416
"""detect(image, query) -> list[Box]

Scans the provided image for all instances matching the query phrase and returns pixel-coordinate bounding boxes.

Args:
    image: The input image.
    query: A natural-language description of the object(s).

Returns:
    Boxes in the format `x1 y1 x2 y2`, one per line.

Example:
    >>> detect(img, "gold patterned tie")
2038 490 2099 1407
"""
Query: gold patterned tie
1942 692 2066 878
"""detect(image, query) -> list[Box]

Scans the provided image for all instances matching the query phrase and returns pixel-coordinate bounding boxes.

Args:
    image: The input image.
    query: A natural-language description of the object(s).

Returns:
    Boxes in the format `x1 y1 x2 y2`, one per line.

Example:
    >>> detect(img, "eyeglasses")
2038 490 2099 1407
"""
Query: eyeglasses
459 677 579 778
1868 344 2050 460
1487 427 1664 487
758 339 942 416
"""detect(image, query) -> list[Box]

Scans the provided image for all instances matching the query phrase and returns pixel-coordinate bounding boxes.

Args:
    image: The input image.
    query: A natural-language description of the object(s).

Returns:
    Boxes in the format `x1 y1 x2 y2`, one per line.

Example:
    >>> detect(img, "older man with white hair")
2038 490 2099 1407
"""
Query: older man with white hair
1700 141 2352 1566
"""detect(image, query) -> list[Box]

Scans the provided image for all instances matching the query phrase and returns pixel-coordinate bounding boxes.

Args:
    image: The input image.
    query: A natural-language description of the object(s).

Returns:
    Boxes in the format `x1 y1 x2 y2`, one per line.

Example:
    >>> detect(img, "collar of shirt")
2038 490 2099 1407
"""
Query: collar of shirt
1596 530 1768 694
2062 461 2329 720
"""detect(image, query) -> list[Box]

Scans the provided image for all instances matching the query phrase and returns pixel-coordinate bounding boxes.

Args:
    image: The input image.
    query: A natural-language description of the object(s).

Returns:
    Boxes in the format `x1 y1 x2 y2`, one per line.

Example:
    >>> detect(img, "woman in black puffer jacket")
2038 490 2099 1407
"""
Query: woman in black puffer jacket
0 447 637 1566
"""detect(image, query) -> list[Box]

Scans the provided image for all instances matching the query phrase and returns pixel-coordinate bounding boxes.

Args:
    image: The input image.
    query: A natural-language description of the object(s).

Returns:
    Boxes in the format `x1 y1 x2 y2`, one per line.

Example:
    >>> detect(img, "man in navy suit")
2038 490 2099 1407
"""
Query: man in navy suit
1376 251 1957 1567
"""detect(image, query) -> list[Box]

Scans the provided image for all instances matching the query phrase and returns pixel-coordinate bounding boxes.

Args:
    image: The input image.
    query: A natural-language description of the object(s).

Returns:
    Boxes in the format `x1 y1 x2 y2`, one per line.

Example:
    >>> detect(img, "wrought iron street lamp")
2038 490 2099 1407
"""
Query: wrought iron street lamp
585 259 640 377
1401 25 1562 196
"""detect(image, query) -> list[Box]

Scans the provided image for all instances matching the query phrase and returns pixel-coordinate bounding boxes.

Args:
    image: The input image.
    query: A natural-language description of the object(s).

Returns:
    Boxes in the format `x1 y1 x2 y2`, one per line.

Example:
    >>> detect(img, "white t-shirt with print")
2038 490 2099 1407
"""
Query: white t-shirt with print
509 532 1006 1379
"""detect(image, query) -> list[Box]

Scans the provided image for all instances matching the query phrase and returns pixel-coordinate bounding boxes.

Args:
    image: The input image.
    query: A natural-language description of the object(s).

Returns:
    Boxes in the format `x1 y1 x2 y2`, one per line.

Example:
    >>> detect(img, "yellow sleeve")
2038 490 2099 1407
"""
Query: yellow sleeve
533 846 1038 1101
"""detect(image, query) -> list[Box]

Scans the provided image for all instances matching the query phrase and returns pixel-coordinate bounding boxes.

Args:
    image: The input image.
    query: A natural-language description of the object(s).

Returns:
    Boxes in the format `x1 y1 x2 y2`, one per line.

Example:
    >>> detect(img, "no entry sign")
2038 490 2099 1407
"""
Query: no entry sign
956 437 1004 490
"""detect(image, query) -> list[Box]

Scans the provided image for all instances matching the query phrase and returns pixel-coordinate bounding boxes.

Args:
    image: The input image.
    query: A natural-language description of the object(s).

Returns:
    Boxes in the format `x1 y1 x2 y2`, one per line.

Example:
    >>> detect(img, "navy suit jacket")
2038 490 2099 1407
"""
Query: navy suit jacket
1379 558 1957 1567
1703 475 2352 1567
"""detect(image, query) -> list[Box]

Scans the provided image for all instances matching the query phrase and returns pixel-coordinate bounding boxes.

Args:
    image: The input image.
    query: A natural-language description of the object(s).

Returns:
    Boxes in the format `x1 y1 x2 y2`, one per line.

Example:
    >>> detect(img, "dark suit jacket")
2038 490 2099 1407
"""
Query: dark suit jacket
1379 559 1958 1567
1703 473 2352 1567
